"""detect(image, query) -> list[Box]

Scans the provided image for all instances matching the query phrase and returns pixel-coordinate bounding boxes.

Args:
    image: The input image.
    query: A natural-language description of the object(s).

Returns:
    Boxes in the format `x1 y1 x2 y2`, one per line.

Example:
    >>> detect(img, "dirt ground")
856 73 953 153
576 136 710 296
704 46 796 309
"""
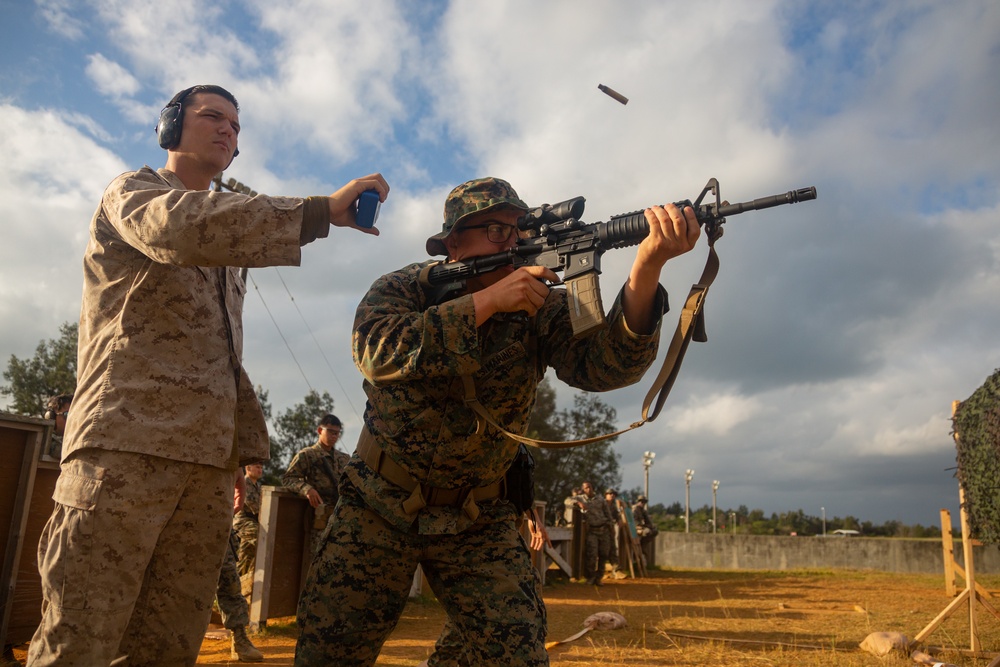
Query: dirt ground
9 567 999 665
181 567 1000 667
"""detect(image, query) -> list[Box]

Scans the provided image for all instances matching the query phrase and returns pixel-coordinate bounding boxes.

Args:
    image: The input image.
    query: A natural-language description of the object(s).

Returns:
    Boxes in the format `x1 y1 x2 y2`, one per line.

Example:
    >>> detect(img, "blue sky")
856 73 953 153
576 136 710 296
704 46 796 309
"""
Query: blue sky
2 0 999 527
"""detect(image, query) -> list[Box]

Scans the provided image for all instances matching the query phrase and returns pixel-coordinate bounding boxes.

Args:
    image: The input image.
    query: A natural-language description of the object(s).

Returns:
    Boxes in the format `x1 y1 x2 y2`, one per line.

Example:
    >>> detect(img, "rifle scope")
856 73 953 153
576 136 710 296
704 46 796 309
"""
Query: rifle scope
519 197 586 231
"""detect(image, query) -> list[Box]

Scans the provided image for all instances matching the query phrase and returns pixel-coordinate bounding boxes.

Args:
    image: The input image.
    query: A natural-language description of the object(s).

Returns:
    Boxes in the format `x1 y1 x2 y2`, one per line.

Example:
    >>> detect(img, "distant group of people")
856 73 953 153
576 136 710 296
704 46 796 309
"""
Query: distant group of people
563 482 659 585
27 80 698 666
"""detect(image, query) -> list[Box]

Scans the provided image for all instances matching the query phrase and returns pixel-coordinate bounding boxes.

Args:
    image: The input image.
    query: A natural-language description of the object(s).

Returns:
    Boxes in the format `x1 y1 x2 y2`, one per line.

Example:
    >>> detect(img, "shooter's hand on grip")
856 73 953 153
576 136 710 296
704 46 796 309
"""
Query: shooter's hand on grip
472 265 559 327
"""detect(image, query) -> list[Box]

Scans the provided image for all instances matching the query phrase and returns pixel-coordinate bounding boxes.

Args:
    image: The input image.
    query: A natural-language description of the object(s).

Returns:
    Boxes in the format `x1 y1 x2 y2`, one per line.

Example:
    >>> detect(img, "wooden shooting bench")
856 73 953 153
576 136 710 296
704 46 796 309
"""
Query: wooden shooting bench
247 486 312 629
0 412 59 650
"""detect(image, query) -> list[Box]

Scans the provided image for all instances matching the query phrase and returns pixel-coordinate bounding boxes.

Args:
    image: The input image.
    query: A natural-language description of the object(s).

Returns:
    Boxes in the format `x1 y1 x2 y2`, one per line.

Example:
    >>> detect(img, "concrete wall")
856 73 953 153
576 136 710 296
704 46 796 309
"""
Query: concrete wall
654 532 1000 574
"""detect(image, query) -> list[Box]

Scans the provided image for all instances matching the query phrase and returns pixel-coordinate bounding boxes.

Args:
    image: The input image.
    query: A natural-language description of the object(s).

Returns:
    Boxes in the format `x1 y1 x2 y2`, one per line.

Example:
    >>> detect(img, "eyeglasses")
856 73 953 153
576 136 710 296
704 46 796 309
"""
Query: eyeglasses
458 222 516 244
321 427 342 437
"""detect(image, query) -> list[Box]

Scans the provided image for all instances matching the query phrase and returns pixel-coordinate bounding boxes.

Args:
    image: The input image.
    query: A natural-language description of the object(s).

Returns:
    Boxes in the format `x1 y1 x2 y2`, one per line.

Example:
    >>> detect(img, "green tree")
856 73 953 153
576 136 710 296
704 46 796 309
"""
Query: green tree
264 389 335 483
2 322 78 415
529 377 622 523
255 385 273 422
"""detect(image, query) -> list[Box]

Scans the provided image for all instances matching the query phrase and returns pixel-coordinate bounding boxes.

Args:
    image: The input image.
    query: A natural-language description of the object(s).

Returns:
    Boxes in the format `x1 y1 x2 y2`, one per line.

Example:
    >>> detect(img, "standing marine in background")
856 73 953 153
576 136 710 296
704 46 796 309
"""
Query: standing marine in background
234 462 264 598
216 472 264 662
632 494 658 565
43 393 73 460
604 488 624 577
578 481 615 586
282 414 350 555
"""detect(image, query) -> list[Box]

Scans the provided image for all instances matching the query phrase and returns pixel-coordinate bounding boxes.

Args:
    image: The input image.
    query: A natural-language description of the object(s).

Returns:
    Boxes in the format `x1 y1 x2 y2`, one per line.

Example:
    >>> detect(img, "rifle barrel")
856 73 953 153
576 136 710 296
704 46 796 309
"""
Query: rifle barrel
717 187 817 216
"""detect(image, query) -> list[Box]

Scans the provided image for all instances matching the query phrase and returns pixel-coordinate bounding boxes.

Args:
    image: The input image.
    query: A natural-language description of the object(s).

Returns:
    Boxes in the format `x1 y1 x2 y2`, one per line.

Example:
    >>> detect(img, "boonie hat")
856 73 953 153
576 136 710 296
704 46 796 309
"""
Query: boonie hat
426 177 529 256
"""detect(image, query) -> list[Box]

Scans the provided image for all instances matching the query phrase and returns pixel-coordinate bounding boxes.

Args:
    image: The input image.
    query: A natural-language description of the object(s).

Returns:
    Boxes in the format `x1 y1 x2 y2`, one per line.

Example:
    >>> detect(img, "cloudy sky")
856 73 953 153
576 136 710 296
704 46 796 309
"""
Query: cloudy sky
2 1 998 527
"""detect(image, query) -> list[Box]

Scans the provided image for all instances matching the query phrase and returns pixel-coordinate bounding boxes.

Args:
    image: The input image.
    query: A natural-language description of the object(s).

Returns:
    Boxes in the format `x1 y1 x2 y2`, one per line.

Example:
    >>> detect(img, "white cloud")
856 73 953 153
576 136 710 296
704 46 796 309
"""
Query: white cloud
85 53 141 99
0 104 126 376
670 392 765 437
35 0 85 40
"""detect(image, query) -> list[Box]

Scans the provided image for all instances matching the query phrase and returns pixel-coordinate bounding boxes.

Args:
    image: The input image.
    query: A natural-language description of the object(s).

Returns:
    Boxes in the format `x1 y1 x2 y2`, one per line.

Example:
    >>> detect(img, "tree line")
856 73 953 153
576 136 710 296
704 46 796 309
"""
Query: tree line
643 501 944 538
2 323 943 538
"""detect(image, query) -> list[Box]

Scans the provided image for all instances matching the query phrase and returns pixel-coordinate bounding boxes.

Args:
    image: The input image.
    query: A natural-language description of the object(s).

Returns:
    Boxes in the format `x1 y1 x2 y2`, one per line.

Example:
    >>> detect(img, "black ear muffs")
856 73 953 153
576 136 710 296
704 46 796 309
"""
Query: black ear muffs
156 86 195 150
156 102 184 149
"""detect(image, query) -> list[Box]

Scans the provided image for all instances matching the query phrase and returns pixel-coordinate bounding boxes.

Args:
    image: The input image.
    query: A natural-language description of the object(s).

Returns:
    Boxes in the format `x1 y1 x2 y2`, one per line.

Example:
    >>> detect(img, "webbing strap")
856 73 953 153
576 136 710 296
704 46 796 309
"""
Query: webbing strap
461 241 721 450
462 376 637 449
640 243 719 423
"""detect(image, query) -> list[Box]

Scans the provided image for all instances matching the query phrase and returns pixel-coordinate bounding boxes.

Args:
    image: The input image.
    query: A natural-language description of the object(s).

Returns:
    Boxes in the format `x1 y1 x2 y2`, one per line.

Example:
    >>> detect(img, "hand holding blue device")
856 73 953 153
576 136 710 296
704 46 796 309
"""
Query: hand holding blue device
356 190 381 228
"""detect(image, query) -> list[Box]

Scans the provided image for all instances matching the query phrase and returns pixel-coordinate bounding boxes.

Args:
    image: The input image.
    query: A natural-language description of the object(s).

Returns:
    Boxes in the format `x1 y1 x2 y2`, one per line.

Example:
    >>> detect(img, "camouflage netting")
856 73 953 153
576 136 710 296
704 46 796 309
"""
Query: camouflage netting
953 367 1000 545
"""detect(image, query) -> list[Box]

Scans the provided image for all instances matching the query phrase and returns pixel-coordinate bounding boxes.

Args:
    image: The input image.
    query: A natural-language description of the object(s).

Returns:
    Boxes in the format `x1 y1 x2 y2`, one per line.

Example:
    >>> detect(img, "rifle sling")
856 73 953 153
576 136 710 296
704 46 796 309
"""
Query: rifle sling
462 241 720 449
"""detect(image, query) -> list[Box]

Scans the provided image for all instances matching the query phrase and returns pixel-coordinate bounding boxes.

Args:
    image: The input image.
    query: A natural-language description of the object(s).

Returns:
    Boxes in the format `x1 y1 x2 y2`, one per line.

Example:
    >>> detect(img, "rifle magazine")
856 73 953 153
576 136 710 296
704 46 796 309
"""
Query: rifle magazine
566 273 606 337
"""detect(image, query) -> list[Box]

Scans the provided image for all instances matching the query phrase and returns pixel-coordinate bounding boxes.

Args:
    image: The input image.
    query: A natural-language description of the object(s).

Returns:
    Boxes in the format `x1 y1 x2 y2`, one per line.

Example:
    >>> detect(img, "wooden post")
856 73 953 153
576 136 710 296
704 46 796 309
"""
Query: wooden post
961 484 980 651
570 507 585 580
942 509 957 597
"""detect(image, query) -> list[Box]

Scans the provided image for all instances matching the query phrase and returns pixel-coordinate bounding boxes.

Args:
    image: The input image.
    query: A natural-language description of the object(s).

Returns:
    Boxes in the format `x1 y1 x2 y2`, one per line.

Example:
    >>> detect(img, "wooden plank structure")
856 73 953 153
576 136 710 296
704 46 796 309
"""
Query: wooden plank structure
248 486 312 629
618 504 647 578
0 412 59 649
940 508 993 599
915 401 1000 652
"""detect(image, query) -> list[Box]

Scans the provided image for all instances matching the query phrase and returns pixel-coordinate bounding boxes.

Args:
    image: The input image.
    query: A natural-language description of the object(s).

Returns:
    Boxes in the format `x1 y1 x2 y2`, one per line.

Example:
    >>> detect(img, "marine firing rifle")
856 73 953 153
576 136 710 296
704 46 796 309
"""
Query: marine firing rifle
420 178 817 337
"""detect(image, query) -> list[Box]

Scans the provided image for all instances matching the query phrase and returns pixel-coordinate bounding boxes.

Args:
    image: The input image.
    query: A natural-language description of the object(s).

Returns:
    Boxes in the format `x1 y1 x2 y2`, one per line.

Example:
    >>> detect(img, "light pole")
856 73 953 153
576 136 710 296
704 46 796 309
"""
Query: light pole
730 511 736 535
684 469 694 533
642 451 656 499
821 507 826 536
712 480 720 535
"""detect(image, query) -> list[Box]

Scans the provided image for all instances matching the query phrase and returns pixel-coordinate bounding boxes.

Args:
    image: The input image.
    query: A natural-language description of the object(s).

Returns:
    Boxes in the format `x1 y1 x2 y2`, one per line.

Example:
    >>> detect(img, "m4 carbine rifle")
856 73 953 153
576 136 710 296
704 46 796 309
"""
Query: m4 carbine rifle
420 178 817 337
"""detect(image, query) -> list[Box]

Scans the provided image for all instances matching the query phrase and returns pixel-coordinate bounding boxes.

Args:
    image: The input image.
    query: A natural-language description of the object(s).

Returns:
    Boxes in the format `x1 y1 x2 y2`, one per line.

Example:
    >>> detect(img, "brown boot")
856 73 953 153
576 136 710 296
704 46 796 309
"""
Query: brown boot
231 626 264 662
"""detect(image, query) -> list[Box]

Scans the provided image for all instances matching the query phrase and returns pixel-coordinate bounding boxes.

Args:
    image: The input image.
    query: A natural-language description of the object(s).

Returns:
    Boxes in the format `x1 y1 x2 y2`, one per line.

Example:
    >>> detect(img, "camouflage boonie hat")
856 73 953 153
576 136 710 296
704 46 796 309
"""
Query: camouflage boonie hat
426 177 529 256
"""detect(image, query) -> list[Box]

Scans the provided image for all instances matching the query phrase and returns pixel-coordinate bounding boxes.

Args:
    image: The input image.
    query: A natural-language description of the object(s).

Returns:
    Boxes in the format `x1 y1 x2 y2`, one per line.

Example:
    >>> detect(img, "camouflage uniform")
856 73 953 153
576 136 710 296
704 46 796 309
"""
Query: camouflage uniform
47 433 63 461
427 618 471 667
581 492 615 584
605 495 622 572
234 475 262 595
216 531 250 630
632 500 655 536
294 256 667 666
632 499 658 565
29 166 331 666
282 441 350 553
